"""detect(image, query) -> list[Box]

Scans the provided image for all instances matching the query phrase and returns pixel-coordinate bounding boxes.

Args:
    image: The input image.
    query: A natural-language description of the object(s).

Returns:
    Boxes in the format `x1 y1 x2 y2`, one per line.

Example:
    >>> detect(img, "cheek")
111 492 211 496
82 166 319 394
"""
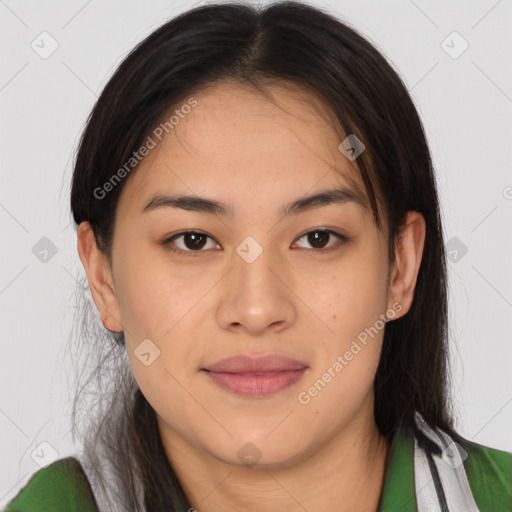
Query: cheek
317 254 389 338
112 243 202 338
297 272 386 428
303 249 389 402
112 245 204 378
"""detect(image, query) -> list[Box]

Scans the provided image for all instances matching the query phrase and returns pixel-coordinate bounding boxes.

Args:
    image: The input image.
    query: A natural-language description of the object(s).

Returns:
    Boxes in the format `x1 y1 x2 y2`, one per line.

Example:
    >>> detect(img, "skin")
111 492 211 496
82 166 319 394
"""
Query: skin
77 80 426 512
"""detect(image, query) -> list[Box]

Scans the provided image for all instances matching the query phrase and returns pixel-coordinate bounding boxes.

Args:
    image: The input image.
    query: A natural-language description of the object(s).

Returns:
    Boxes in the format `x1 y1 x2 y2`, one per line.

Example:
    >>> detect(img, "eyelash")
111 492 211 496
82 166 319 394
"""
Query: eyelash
162 229 349 257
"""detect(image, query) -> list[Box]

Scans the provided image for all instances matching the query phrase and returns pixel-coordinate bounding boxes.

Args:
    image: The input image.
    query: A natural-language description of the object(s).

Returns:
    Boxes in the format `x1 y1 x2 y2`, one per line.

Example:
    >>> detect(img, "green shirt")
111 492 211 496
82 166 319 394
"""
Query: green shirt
4 420 511 511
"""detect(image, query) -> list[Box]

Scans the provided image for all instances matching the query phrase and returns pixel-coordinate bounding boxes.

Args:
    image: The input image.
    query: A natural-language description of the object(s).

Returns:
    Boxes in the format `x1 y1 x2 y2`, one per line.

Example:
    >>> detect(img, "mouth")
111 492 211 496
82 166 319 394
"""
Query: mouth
201 354 309 398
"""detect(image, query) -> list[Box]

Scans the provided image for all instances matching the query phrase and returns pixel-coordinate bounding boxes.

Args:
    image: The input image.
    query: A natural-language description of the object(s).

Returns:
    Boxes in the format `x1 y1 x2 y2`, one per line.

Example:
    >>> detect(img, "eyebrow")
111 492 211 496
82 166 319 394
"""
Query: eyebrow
141 185 368 219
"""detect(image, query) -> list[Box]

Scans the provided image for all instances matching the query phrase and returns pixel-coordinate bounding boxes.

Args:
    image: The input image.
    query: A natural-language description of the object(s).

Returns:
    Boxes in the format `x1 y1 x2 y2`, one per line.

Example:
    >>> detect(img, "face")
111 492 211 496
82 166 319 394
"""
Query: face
79 80 421 470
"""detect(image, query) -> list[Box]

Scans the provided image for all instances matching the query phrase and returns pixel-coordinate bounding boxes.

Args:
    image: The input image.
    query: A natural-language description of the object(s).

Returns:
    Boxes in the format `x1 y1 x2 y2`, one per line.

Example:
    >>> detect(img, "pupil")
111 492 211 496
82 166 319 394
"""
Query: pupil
309 231 328 249
185 233 206 250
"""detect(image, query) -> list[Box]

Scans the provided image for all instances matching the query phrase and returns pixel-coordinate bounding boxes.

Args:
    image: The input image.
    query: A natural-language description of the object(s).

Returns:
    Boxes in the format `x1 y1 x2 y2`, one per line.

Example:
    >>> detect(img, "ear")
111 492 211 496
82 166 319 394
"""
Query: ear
77 221 123 332
386 211 426 319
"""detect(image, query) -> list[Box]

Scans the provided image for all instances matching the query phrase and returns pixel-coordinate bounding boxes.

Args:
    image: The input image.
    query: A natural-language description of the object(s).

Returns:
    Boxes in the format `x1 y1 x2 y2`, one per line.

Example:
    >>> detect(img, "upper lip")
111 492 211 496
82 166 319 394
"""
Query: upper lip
202 354 309 373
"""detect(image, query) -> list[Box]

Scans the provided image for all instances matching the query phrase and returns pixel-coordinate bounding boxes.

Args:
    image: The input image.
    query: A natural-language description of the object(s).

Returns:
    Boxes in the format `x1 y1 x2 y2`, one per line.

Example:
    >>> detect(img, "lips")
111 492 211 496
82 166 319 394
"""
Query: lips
201 354 309 398
203 354 308 373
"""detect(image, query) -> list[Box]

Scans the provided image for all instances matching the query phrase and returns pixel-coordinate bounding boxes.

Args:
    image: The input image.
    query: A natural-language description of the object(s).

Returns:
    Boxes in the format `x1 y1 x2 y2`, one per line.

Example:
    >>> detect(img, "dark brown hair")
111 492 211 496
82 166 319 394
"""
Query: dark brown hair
69 1 455 510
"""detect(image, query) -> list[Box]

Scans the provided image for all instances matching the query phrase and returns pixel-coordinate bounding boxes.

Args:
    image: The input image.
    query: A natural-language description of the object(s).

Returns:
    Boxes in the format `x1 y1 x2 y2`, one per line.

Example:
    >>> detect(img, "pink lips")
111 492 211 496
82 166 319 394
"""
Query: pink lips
202 354 309 398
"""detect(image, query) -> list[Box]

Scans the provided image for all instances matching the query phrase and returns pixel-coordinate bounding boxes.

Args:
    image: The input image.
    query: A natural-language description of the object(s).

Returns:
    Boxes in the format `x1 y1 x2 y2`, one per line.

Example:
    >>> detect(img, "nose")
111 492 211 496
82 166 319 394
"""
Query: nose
215 243 297 337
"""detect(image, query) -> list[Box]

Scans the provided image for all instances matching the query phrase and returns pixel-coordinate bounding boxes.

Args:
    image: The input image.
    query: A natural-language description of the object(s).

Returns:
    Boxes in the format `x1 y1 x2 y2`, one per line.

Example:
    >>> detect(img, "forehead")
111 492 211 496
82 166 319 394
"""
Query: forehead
117 80 368 218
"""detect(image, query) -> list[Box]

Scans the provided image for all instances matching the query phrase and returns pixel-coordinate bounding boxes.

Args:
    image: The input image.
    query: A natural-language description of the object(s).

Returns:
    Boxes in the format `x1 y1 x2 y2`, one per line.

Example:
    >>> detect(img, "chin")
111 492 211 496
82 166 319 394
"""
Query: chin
205 435 308 470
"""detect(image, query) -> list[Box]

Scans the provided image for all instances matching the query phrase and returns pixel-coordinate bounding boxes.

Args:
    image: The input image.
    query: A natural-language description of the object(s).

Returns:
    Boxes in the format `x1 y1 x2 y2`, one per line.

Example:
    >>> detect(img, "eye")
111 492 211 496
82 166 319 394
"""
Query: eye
293 229 348 251
163 231 219 256
163 228 348 256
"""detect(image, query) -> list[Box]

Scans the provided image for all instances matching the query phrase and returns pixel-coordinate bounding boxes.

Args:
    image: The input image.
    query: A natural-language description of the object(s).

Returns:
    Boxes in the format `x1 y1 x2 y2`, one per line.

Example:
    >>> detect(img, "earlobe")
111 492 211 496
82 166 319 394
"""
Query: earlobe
77 221 123 333
386 211 426 319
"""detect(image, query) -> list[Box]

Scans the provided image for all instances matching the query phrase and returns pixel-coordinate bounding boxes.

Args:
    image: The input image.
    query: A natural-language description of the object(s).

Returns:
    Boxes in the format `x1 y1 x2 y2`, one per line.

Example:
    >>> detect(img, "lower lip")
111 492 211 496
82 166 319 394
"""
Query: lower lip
203 368 308 398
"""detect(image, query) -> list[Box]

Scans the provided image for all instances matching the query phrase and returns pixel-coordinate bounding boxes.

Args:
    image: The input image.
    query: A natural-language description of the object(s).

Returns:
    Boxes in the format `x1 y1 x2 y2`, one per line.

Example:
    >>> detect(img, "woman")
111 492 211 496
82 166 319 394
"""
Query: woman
5 1 511 511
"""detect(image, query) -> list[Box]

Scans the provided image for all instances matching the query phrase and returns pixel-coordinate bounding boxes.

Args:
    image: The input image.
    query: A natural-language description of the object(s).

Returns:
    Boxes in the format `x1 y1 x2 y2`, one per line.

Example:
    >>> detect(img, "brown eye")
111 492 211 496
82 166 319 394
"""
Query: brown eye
178 232 209 250
164 231 219 256
294 229 347 251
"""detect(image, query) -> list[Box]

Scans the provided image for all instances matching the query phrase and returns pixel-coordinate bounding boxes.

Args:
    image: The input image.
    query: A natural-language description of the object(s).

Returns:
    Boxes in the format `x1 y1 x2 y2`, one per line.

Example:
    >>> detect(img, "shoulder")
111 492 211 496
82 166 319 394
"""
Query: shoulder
413 412 511 511
454 433 512 510
3 457 98 512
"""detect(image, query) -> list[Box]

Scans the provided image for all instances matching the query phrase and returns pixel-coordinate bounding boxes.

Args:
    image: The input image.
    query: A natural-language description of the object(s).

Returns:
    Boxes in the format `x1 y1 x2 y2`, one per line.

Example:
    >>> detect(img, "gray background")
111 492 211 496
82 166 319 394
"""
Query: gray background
1 0 511 504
